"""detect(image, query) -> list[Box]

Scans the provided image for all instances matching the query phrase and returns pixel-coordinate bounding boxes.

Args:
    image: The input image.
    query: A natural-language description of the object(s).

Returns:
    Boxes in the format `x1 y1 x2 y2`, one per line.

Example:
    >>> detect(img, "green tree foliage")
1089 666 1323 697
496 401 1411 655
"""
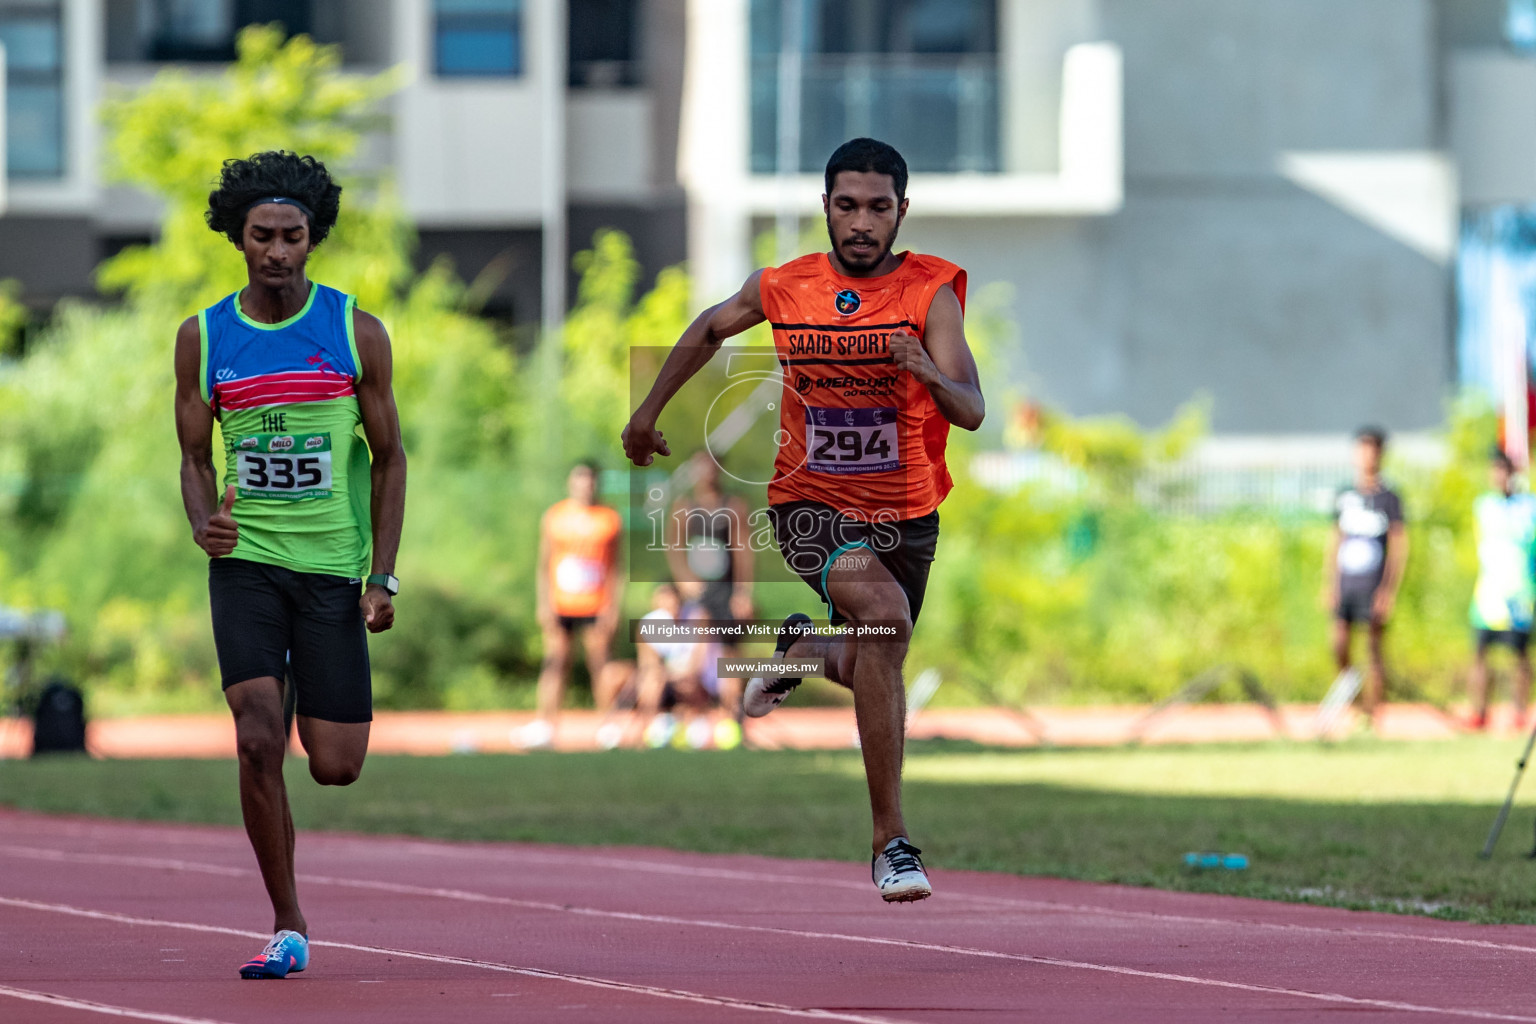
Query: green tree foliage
914 398 1498 707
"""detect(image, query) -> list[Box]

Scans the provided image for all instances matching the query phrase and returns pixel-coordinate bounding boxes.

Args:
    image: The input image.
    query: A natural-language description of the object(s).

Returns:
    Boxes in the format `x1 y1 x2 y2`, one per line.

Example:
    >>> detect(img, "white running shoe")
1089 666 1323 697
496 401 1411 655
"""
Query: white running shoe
644 713 678 749
743 613 814 718
594 721 624 750
514 720 554 751
872 837 932 903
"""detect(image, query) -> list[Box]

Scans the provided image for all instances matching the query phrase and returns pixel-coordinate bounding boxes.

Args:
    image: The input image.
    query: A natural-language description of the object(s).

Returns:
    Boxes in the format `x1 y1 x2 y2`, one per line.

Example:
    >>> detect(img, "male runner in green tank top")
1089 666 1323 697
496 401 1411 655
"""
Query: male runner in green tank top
172 151 407 978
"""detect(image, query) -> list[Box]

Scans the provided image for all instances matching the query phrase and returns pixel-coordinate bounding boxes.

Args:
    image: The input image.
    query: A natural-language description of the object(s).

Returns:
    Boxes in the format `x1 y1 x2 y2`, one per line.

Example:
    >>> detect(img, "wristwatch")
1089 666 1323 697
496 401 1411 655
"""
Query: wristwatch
366 573 400 595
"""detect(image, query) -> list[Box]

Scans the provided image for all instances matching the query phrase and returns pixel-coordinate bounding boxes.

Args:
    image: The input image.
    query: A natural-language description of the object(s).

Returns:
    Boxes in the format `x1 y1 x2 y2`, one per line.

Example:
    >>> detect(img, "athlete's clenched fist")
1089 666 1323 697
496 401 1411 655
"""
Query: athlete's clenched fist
361 586 395 633
622 413 671 467
888 328 938 386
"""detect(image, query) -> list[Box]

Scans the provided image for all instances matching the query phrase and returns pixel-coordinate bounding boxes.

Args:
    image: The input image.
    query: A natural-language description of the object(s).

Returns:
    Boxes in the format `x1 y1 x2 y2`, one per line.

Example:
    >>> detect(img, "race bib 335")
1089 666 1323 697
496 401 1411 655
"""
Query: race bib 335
232 433 333 500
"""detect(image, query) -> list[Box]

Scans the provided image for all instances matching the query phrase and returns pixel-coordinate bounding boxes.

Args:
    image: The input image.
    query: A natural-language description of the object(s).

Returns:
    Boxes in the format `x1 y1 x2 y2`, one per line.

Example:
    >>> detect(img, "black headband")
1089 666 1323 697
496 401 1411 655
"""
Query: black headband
242 196 315 223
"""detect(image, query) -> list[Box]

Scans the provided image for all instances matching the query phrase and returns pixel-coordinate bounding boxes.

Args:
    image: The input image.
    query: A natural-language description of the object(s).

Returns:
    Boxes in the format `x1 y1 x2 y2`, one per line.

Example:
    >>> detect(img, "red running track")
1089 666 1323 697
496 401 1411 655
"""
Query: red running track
2 808 1535 1023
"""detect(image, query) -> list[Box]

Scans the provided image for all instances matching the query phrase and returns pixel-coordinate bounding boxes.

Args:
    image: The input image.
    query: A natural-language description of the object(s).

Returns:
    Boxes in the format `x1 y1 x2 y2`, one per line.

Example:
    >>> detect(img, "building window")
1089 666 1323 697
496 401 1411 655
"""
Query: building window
103 0 312 63
435 0 523 77
569 0 638 87
0 1 64 178
750 0 999 175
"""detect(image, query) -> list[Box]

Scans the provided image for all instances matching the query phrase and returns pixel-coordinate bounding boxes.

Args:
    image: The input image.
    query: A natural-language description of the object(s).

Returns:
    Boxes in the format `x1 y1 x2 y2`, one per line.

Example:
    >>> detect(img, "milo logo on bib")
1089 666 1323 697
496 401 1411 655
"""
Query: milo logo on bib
231 433 334 501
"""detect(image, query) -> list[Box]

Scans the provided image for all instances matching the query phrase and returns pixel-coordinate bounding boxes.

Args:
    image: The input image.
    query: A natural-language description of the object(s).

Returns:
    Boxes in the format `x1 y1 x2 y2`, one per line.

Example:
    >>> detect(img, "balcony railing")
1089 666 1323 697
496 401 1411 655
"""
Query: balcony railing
751 54 999 175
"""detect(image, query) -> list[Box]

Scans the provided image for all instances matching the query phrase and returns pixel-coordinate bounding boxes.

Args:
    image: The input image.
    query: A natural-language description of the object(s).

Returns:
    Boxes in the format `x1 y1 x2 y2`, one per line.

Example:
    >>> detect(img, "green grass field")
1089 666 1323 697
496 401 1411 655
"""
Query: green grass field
5 737 1536 923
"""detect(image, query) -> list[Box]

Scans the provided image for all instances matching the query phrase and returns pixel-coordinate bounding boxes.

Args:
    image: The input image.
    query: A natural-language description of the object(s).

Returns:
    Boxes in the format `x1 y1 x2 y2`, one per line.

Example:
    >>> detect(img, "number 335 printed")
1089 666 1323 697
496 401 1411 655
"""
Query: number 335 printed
233 433 334 500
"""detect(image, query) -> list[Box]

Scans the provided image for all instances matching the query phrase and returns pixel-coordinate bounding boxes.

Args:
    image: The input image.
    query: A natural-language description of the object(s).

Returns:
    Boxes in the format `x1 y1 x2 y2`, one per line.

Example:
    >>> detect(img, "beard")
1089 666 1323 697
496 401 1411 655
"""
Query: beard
827 221 897 273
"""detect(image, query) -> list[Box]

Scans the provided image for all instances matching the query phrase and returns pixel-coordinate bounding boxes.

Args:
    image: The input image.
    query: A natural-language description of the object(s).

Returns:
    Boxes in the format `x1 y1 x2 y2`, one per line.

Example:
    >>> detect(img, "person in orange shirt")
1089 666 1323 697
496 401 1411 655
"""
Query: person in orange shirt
520 460 624 750
622 138 984 901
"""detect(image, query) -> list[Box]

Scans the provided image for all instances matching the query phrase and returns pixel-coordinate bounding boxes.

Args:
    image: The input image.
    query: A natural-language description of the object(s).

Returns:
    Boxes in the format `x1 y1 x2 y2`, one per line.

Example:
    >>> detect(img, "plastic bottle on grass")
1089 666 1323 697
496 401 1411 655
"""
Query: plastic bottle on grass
1183 852 1249 871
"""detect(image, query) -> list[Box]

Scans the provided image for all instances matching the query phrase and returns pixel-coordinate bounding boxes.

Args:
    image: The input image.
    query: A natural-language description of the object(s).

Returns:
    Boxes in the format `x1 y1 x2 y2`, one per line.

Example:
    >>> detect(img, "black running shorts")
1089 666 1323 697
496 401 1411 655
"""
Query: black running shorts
766 500 939 626
1477 628 1531 655
1334 586 1380 626
208 557 373 723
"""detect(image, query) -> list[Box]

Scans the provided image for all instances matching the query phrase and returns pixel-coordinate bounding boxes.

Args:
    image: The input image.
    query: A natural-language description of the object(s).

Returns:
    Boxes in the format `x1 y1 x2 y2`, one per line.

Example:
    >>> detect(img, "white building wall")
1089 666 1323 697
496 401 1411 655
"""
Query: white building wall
567 90 653 201
1451 50 1536 206
392 0 555 227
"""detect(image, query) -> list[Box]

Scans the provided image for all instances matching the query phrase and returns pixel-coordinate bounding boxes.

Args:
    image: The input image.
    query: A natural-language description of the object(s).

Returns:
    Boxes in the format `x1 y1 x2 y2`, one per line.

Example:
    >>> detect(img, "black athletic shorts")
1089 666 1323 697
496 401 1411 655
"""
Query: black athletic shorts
766 500 939 626
699 581 735 625
1477 628 1531 655
556 614 597 633
208 557 373 724
1335 587 1380 625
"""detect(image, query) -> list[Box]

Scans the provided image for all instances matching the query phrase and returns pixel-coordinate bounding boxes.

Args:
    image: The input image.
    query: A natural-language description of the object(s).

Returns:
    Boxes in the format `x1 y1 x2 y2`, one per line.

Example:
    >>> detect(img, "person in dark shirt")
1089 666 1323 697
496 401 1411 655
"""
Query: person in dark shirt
666 453 754 726
1322 426 1408 720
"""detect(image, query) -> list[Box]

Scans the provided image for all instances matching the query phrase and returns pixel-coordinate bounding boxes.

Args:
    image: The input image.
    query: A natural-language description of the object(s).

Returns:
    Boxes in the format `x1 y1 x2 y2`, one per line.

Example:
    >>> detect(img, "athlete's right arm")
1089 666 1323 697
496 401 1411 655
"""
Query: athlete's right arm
535 513 555 631
622 270 768 466
173 316 239 557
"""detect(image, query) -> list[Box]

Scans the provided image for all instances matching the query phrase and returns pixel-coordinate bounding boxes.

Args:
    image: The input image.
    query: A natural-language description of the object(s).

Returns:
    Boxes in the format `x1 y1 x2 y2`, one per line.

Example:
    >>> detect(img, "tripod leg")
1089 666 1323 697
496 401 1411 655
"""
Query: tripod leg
1481 717 1536 857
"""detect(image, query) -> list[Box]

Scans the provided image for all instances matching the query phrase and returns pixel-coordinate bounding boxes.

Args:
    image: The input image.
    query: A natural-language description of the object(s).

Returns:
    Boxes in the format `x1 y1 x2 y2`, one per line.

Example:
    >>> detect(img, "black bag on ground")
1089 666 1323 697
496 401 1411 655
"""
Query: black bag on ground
31 678 86 755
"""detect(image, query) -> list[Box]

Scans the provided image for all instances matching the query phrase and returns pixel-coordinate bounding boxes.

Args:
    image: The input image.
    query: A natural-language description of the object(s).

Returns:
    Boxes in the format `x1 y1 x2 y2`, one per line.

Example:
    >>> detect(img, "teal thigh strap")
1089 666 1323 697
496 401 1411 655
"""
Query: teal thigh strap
819 540 872 621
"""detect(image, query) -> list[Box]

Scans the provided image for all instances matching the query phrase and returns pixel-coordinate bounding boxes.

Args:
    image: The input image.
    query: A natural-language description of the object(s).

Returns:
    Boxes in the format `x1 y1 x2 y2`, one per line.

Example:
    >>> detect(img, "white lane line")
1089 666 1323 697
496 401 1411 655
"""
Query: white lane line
0 983 234 1024
0 897 909 1024
5 841 1535 959
4 846 249 878
5 871 1534 1024
381 840 1536 955
292 876 1536 1020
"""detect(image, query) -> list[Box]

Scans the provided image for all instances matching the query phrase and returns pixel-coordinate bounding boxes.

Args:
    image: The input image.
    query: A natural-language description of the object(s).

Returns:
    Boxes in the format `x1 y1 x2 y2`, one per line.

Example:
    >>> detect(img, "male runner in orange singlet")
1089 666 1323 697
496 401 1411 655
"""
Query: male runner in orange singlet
623 138 984 901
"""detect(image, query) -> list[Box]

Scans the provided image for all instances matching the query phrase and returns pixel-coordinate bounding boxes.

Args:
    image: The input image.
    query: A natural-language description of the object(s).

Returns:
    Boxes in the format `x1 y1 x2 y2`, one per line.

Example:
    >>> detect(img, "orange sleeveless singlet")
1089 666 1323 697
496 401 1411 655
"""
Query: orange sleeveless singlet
544 498 622 618
761 251 967 522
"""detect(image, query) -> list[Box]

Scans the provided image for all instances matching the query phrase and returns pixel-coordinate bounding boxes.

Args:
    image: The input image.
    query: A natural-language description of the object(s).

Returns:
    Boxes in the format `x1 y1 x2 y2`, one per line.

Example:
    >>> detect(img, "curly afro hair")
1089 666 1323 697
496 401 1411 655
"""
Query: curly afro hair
205 151 342 246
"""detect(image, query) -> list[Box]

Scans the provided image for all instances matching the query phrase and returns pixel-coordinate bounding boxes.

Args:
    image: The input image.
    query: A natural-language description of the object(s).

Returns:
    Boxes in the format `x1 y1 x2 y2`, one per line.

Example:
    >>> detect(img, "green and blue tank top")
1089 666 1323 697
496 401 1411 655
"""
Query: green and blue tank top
1471 490 1536 632
199 282 371 577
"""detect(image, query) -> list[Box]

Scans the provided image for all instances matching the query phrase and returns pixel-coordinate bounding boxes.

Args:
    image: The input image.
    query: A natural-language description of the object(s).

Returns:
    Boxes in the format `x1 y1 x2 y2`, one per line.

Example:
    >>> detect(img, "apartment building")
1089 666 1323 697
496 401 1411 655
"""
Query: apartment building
0 0 686 325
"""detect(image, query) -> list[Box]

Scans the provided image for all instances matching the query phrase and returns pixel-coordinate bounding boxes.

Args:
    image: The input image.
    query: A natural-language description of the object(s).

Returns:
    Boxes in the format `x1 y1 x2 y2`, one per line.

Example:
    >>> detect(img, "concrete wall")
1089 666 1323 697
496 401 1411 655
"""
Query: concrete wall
903 0 1451 434
391 0 554 227
0 216 101 308
1451 50 1536 206
567 90 653 201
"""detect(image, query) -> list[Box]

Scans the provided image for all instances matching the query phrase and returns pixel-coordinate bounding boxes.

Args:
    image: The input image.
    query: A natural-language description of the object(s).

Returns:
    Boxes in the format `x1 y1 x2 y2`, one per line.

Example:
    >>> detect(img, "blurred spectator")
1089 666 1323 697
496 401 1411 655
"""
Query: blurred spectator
666 452 753 718
520 461 623 750
1322 426 1407 722
1469 449 1536 729
611 583 738 750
